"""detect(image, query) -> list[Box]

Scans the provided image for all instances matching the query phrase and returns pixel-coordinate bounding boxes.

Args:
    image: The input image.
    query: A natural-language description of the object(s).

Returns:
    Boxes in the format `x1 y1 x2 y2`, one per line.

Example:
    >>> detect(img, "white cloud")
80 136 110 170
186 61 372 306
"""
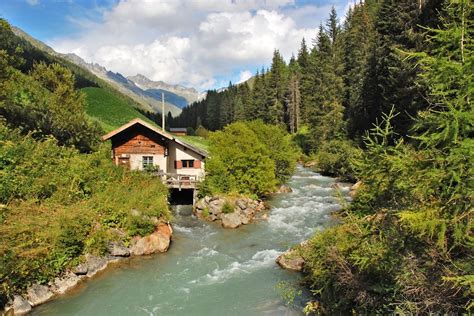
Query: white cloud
237 70 253 84
26 0 39 6
50 0 351 90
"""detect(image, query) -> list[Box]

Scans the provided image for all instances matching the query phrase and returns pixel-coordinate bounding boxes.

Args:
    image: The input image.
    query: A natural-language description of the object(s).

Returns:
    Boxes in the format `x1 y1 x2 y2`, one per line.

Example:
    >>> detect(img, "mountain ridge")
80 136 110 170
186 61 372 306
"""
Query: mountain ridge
11 26 202 116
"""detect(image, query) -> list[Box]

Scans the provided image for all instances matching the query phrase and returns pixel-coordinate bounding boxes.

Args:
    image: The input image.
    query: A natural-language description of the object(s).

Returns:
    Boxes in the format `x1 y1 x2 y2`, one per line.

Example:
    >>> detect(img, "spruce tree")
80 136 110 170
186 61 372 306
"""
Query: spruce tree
354 0 428 140
266 50 288 126
286 55 301 133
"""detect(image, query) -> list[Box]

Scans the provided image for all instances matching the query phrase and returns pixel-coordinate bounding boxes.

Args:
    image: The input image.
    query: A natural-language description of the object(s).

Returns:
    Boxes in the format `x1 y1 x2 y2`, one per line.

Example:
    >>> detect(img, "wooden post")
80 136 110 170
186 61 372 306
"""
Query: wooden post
162 92 165 131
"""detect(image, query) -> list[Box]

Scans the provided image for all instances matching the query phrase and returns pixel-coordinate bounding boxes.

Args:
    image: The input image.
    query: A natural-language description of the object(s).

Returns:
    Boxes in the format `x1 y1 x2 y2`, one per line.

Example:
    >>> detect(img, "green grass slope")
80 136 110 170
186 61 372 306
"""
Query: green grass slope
83 87 154 132
177 135 209 152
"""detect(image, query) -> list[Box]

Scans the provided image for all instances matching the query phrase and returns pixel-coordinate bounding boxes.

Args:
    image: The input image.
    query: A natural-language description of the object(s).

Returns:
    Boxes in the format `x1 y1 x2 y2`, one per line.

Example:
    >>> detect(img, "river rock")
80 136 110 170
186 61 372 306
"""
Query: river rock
276 250 305 272
349 181 362 198
239 213 250 225
26 284 54 306
236 199 247 210
108 242 130 257
130 223 172 255
277 184 293 193
350 181 362 191
304 160 317 168
8 296 31 315
84 254 109 278
51 272 84 295
73 263 88 275
194 196 265 228
209 199 224 215
221 212 243 228
195 200 205 210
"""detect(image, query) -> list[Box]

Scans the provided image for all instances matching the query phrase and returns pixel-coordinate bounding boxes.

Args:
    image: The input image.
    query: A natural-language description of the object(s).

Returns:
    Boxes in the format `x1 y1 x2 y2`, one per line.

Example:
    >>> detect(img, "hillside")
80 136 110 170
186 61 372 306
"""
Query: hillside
82 87 154 132
64 57 185 116
5 25 162 121
10 25 201 117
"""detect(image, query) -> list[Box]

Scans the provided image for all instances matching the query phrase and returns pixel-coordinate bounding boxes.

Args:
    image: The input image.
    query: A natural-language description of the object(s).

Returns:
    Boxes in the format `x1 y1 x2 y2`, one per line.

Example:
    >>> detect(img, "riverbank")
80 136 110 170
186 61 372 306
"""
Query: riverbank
2 223 173 315
28 166 351 315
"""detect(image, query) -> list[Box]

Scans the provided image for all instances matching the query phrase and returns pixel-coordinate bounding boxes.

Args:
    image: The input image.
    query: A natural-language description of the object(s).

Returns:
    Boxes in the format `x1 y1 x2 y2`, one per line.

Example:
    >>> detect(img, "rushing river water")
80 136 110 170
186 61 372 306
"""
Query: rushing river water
33 166 351 316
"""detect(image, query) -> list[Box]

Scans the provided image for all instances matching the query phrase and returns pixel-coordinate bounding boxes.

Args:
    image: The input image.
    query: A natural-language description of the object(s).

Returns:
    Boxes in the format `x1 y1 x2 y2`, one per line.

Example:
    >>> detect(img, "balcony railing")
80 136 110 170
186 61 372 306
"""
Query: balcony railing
153 172 202 189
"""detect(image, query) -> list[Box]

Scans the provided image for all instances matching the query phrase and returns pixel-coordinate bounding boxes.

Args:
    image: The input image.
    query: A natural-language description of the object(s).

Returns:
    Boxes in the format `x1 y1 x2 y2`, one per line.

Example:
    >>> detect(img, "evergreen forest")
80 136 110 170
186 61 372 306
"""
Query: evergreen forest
173 0 473 313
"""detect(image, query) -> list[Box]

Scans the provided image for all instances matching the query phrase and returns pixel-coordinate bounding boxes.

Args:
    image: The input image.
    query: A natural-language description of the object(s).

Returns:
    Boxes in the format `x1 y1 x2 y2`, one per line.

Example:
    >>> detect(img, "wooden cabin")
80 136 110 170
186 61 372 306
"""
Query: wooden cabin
169 127 187 136
102 119 207 182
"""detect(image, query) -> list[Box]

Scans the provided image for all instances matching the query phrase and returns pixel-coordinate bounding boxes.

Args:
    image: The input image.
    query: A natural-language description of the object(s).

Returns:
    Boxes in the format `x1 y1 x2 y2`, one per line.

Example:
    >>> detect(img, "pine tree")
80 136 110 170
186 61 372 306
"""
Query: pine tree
343 1 378 139
297 38 312 124
286 56 301 133
266 50 288 126
307 21 345 149
354 0 428 140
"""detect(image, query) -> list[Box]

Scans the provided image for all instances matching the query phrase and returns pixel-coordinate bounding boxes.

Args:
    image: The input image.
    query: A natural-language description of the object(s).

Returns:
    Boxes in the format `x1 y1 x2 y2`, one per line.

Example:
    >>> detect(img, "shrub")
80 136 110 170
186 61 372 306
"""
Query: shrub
246 120 298 184
314 139 362 181
203 121 298 197
195 125 209 138
126 215 156 237
186 127 195 135
203 121 277 197
221 201 234 214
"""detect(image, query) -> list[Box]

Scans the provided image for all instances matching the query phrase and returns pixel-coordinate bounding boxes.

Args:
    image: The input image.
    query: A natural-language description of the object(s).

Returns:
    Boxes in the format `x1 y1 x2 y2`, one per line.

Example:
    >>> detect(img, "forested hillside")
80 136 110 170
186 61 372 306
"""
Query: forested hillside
0 20 160 131
173 0 442 153
173 0 473 313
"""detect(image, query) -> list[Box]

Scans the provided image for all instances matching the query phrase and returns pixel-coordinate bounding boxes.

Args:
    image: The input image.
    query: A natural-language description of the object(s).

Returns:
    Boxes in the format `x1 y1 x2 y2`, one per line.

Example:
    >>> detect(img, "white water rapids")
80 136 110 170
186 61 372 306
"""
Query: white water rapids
33 166 351 315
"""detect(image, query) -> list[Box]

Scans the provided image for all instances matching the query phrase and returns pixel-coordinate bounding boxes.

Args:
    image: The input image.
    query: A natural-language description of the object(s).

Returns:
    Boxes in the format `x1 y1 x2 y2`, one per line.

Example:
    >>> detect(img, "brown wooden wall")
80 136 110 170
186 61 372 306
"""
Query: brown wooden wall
111 124 167 157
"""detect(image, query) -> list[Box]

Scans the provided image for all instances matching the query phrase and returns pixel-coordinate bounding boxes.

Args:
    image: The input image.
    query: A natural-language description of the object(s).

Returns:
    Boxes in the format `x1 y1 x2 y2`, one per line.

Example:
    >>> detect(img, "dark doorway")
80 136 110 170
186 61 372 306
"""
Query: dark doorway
169 189 194 205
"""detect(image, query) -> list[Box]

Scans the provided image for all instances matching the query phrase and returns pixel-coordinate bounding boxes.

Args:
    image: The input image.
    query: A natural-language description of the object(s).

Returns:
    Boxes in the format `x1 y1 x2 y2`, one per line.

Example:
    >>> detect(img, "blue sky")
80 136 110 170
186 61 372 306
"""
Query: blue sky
1 0 352 90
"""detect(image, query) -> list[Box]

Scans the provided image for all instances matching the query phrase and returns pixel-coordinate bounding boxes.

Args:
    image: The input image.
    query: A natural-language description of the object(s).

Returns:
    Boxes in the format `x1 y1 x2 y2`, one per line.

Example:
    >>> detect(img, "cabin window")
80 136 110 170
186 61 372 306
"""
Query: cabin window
142 156 154 168
181 160 194 168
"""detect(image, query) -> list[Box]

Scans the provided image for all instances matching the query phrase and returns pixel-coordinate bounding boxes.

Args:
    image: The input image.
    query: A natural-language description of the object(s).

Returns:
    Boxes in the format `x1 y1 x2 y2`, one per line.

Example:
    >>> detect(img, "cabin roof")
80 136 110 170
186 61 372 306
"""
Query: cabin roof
101 118 174 141
169 127 187 132
102 118 208 157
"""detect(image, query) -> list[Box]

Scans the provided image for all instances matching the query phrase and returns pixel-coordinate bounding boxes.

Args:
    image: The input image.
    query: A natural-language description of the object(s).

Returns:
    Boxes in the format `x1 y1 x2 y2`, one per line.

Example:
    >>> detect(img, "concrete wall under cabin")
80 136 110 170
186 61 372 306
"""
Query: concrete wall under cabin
111 124 168 172
167 142 205 178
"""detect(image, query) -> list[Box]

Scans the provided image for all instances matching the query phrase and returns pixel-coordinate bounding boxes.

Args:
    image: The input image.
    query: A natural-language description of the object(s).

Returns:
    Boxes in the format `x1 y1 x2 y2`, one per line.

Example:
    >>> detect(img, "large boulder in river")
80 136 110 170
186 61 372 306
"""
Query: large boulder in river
130 223 172 255
194 196 265 228
221 212 243 228
277 184 293 193
26 284 54 306
276 249 305 272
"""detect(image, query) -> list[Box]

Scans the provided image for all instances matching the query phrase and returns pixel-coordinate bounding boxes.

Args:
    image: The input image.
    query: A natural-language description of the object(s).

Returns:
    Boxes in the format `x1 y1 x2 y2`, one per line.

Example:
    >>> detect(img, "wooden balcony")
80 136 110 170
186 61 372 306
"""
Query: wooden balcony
154 172 202 190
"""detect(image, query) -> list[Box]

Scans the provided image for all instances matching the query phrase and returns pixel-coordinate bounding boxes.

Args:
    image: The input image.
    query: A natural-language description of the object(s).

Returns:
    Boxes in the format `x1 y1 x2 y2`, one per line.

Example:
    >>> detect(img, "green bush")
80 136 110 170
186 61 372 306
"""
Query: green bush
202 121 297 197
186 127 195 136
195 125 209 138
126 215 156 237
0 62 102 153
246 120 298 184
313 139 362 181
203 121 277 197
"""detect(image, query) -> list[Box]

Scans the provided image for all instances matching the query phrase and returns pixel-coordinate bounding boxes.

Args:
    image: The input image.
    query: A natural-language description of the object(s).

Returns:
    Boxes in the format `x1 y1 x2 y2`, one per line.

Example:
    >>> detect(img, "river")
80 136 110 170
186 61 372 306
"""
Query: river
32 166 351 316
